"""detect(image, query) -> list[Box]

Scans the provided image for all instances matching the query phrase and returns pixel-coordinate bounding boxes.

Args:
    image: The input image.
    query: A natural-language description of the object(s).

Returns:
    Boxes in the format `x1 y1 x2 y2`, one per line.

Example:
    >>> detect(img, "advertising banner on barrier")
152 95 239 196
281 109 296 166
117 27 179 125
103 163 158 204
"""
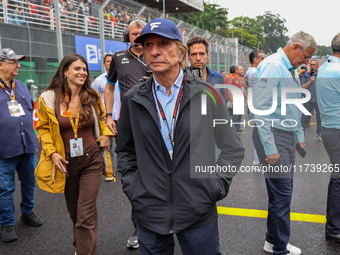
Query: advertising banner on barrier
74 35 127 71
33 101 38 130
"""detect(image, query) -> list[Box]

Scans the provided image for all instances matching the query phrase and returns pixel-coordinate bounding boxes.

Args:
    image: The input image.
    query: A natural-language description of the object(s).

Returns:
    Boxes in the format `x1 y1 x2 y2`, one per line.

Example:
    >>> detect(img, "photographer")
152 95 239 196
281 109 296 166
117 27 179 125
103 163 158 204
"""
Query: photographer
301 59 322 141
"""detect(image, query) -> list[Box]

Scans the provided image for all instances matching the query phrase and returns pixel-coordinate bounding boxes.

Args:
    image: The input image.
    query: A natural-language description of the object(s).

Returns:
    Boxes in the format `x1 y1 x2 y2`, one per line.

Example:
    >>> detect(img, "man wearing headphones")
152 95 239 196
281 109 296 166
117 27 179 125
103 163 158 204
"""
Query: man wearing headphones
104 19 148 134
104 19 147 250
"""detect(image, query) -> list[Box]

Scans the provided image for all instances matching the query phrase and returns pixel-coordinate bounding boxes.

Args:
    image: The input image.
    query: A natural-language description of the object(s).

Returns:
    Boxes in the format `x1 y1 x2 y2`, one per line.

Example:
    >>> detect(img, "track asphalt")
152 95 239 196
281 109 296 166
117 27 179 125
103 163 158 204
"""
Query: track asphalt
1 115 339 254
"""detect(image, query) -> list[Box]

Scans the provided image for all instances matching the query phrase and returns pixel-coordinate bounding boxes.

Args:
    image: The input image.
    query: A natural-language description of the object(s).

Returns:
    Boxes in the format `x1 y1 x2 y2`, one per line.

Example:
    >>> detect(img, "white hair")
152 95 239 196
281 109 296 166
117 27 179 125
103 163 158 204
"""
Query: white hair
286 31 317 51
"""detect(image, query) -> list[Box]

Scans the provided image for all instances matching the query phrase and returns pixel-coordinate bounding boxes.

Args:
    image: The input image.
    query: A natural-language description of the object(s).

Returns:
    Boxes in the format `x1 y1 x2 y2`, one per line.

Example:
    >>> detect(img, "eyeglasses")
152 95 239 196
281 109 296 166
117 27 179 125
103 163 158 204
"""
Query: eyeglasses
1 60 21 65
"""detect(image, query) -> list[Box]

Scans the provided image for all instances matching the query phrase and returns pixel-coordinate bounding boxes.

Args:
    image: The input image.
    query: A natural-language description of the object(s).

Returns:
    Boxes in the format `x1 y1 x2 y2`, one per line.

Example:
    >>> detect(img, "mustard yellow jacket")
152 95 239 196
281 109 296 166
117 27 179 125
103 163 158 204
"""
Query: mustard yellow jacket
35 90 113 193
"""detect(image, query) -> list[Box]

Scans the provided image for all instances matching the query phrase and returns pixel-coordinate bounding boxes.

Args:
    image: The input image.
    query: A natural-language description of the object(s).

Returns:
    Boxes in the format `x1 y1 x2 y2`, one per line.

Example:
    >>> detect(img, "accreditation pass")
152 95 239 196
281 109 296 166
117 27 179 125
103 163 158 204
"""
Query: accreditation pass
7 100 25 117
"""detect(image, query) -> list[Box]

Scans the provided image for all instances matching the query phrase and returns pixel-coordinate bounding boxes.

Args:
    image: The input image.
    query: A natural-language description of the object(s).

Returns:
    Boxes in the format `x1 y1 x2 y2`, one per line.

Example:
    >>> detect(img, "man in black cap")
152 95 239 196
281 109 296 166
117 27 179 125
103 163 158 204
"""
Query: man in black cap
116 18 244 254
0 48 43 242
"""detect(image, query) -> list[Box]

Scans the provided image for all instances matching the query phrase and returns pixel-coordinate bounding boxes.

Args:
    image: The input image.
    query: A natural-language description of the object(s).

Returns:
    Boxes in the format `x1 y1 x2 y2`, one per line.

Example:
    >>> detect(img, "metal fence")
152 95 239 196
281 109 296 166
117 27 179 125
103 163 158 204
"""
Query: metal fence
0 0 256 89
1 0 132 38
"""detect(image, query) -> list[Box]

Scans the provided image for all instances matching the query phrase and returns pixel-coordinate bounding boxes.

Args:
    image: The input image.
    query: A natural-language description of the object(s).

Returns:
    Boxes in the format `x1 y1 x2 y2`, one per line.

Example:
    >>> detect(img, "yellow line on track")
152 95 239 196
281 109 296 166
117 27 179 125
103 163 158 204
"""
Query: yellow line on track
217 206 326 224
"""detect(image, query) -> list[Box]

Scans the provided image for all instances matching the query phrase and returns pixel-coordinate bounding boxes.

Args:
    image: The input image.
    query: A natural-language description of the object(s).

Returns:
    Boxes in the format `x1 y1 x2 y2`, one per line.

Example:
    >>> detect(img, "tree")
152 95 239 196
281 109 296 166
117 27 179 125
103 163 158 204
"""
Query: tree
172 3 228 33
215 27 259 48
226 16 264 49
229 16 263 42
256 11 289 53
316 45 332 57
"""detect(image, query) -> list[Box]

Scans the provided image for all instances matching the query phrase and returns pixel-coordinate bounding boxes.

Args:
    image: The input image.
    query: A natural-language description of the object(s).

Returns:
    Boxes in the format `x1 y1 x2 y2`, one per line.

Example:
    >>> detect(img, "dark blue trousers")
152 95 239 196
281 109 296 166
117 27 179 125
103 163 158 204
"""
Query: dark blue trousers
322 127 340 235
136 218 221 255
232 114 243 132
253 128 295 255
301 102 321 135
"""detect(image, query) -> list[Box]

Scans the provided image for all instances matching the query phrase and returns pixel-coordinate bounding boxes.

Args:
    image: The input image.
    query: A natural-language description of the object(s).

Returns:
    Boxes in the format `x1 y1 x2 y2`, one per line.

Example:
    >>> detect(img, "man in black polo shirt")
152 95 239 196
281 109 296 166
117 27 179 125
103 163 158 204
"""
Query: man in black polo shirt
104 19 147 250
104 19 148 134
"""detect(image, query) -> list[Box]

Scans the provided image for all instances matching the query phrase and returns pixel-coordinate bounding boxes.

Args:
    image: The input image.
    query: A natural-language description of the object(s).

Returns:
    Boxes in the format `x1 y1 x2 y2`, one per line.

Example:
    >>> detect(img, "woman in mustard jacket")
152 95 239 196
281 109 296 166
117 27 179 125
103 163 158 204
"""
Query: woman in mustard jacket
35 53 113 255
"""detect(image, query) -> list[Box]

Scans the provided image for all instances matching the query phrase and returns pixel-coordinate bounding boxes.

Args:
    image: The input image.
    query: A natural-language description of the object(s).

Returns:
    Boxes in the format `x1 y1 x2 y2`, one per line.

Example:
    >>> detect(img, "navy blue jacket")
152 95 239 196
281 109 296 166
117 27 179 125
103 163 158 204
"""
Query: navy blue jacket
116 68 244 235
0 79 39 158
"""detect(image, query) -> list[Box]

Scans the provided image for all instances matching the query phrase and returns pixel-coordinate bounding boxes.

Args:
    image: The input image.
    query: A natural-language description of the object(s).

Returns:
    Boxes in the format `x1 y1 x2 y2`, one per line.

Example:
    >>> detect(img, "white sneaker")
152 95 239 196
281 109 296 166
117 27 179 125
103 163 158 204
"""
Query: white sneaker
252 161 260 166
263 240 301 255
127 229 139 249
105 173 115 182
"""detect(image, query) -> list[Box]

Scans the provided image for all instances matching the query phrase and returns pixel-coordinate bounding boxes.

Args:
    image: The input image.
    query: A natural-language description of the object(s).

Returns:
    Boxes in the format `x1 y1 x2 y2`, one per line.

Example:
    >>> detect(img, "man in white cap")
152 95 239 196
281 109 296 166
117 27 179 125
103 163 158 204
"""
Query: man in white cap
0 48 43 242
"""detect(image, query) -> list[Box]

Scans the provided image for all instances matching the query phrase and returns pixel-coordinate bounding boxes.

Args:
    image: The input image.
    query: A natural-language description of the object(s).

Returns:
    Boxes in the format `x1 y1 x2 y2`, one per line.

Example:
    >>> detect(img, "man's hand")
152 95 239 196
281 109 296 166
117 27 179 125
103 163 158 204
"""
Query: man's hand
302 75 316 88
298 142 305 149
106 116 117 135
295 142 306 157
265 152 280 165
51 152 69 176
96 135 110 150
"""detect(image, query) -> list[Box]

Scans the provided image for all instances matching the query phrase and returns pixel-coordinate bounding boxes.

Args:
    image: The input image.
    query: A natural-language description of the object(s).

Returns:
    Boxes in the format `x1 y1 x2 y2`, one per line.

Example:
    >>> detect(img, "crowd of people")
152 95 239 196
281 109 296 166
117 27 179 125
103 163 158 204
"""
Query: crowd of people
1 17 340 255
1 0 183 44
2 0 146 32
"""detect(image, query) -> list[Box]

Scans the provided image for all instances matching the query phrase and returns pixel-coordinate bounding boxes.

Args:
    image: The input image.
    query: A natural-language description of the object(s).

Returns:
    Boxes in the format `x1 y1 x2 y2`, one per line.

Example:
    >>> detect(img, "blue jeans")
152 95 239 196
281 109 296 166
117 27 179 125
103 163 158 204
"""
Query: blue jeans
106 119 118 173
109 139 115 172
137 218 221 255
0 153 38 226
232 114 243 132
109 120 119 172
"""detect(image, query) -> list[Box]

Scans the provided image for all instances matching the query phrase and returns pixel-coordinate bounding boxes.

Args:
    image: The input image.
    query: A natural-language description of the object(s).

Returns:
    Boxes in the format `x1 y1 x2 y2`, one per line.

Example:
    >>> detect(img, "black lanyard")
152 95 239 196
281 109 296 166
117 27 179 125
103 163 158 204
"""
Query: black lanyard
128 48 147 67
328 59 340 65
152 74 185 150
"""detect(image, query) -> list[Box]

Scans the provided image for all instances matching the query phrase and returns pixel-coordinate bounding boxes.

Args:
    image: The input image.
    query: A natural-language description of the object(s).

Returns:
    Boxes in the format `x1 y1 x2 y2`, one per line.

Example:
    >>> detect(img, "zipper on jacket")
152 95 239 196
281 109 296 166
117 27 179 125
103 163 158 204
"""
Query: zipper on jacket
167 168 174 234
167 90 187 234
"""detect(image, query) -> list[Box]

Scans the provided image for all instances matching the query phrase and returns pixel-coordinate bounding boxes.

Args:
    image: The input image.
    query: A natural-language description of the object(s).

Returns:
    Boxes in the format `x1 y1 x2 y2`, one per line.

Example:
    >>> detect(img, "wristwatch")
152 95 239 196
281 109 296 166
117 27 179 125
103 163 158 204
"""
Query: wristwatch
106 113 113 117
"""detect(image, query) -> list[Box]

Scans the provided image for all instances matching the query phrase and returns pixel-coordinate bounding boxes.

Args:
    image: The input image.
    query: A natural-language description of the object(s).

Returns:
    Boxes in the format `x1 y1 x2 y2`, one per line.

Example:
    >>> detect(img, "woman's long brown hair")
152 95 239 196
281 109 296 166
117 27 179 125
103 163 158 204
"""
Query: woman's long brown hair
46 53 102 127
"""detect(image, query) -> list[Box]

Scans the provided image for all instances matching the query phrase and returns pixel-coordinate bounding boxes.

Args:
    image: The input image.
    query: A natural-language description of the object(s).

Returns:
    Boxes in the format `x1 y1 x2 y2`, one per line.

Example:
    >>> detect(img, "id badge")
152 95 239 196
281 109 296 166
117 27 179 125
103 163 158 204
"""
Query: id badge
7 100 25 117
70 138 84 157
61 111 72 117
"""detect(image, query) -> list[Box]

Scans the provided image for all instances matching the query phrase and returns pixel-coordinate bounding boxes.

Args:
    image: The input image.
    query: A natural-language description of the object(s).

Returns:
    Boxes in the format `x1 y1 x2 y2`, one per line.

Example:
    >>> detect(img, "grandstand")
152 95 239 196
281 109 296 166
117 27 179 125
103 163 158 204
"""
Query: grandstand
0 0 253 90
132 0 204 13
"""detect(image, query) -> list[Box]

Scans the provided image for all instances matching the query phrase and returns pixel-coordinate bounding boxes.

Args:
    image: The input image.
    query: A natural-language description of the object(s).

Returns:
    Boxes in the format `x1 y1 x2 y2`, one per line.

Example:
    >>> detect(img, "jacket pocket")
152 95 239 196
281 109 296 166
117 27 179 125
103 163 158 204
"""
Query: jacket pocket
126 171 139 201
207 178 220 203
35 151 65 193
